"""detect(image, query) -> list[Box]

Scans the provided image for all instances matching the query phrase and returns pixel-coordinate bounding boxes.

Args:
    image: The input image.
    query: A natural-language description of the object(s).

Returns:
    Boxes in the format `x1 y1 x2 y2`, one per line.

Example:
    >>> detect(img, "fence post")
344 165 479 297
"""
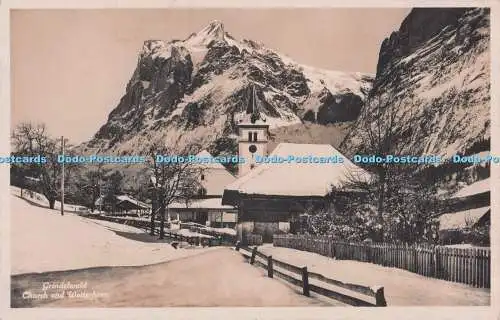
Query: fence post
267 256 273 278
329 237 335 258
374 287 387 306
302 266 310 297
433 246 439 278
250 247 257 265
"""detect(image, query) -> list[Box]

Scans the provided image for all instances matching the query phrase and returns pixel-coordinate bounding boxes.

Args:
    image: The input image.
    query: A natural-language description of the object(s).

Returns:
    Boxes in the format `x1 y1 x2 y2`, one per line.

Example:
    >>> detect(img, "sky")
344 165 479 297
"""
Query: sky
11 8 411 144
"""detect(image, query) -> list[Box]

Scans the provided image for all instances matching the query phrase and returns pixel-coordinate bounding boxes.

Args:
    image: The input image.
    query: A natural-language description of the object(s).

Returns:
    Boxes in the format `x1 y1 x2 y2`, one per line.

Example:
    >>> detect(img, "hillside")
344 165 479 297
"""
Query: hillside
341 8 490 160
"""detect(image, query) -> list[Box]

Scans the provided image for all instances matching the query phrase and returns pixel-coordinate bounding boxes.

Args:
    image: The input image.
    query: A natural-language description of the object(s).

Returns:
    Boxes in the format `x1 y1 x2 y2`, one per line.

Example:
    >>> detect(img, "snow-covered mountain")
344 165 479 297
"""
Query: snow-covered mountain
80 20 373 156
341 8 490 160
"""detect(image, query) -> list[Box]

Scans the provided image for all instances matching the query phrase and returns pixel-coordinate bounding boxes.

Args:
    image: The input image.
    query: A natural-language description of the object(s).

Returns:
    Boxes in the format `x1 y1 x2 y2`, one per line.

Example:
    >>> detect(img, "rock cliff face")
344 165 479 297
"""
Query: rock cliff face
80 21 373 156
341 8 490 159
376 8 470 75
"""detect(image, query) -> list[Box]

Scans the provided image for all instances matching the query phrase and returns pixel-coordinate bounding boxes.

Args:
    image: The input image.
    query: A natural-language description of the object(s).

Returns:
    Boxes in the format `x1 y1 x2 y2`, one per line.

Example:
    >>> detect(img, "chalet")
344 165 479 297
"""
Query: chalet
167 150 238 227
437 177 491 245
95 194 151 216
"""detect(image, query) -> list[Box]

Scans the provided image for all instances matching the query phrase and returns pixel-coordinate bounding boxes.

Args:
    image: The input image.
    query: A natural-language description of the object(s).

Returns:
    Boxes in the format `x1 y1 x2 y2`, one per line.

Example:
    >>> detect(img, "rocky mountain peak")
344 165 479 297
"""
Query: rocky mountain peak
186 20 226 47
204 20 224 33
140 40 166 57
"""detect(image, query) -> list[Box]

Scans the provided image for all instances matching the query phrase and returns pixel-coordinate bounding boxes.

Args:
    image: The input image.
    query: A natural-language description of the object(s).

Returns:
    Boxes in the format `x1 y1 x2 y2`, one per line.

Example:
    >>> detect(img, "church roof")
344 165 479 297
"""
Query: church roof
235 82 269 127
194 150 237 196
222 143 372 204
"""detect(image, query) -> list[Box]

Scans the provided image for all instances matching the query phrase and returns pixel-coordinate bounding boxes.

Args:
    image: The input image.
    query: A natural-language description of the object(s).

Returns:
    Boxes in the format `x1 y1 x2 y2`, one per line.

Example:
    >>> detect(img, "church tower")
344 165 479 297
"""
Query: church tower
237 84 269 177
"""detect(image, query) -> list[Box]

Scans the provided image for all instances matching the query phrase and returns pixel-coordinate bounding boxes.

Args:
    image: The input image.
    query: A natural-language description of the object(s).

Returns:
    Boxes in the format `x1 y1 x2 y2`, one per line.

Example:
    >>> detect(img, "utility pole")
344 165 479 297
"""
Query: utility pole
60 136 65 216
98 181 102 214
135 175 140 216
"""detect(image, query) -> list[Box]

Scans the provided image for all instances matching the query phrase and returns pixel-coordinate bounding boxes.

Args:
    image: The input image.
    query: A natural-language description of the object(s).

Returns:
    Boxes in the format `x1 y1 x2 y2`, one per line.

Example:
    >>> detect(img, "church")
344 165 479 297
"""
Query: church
222 85 371 243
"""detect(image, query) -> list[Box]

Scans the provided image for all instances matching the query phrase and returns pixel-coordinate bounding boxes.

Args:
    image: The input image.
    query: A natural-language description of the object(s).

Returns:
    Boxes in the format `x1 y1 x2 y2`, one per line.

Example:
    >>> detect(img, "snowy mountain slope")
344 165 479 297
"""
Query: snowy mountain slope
79 21 373 156
341 8 490 160
267 122 352 154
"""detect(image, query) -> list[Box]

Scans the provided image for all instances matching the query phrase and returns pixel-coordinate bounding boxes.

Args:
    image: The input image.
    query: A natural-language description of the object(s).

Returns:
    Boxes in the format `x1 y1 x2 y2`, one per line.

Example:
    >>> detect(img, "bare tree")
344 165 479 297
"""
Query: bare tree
147 141 203 239
12 122 77 209
337 87 439 243
82 164 109 212
100 170 124 214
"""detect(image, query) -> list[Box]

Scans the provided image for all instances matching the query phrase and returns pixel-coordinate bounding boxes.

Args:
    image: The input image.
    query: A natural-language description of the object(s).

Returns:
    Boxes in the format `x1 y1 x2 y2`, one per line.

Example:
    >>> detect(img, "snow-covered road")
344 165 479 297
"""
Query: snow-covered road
12 249 334 307
11 194 215 275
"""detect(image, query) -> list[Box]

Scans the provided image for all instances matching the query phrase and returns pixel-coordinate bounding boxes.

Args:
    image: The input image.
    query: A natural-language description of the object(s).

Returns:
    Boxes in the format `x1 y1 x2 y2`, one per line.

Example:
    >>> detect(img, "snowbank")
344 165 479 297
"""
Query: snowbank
258 244 489 306
10 186 89 212
11 193 216 275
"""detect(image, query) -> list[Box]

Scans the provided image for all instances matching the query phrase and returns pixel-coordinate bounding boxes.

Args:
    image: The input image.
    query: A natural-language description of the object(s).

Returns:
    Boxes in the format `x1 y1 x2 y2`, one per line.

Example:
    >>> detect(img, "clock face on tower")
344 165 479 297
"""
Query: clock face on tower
249 145 257 153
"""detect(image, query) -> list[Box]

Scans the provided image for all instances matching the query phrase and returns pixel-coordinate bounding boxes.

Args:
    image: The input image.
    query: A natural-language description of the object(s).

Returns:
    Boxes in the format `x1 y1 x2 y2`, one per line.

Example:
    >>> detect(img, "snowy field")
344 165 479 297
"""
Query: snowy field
10 186 89 212
258 244 489 306
11 192 216 275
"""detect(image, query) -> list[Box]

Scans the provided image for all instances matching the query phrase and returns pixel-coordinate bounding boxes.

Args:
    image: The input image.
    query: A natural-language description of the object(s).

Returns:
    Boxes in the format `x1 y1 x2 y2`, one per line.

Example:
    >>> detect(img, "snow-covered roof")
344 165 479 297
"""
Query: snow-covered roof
223 143 372 200
116 195 151 209
451 178 490 198
194 150 229 170
95 195 151 209
168 197 236 210
95 196 104 206
438 206 490 231
194 150 237 196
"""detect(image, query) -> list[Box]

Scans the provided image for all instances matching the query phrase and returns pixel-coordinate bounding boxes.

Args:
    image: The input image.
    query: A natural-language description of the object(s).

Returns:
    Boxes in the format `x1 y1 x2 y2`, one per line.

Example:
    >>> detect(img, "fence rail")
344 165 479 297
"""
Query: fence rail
236 245 386 307
84 214 222 246
243 234 263 246
274 235 490 288
180 224 236 244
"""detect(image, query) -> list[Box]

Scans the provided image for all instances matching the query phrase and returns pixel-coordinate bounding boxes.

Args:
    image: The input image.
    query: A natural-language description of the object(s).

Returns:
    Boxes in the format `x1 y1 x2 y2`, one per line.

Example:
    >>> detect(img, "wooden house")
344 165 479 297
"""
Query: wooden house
437 178 490 245
222 142 371 243
167 150 238 227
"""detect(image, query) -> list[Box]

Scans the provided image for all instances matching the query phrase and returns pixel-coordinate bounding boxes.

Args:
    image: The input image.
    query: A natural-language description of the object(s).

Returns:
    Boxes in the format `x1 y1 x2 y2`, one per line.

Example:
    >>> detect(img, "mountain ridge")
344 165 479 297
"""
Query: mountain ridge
78 20 373 157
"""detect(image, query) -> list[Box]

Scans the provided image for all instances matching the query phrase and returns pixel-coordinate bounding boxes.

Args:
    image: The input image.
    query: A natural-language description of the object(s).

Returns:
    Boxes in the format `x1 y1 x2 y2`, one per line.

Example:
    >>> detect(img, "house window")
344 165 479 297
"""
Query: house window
201 174 205 181
253 132 258 142
248 131 252 141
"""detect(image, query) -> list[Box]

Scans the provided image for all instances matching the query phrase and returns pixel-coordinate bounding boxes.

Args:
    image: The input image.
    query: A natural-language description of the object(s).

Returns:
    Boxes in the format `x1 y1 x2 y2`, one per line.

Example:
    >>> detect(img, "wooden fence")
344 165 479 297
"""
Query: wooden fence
180 222 237 244
84 214 220 246
274 235 490 288
236 244 387 307
245 233 263 246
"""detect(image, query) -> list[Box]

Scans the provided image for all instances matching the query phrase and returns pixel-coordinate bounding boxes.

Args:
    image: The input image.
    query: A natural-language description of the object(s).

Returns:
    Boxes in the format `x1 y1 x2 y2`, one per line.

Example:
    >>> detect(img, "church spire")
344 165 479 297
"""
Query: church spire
237 81 267 125
250 85 259 124
245 82 266 124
